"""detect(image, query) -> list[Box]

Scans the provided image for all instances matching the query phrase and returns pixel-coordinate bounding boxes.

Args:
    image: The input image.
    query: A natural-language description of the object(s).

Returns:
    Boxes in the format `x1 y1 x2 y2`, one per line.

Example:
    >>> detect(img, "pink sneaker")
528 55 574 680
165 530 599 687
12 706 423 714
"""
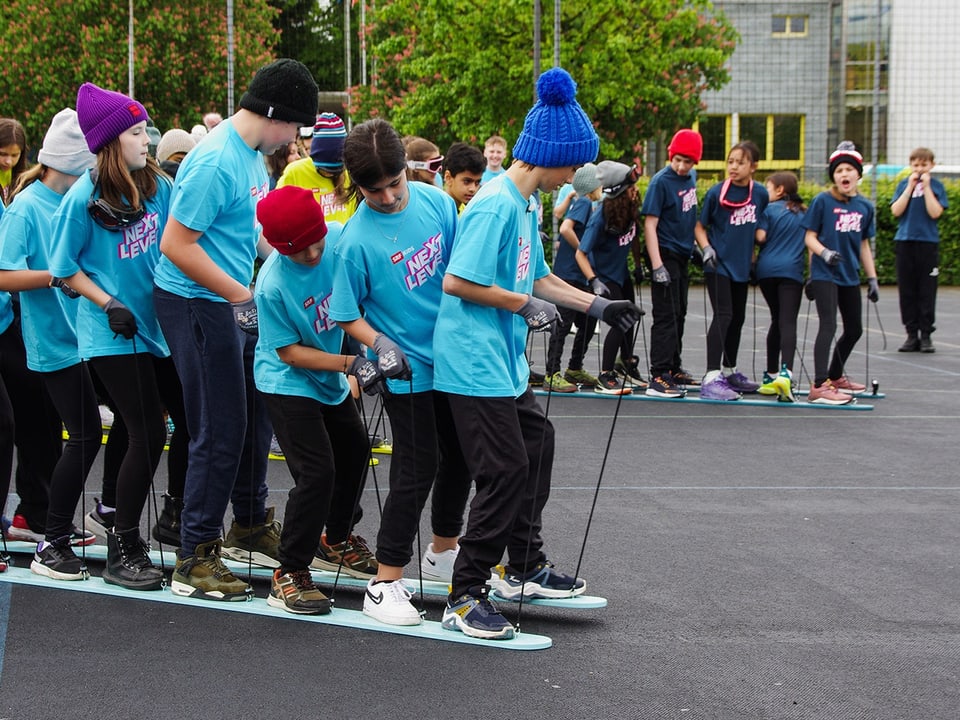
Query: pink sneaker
831 376 866 394
808 380 853 405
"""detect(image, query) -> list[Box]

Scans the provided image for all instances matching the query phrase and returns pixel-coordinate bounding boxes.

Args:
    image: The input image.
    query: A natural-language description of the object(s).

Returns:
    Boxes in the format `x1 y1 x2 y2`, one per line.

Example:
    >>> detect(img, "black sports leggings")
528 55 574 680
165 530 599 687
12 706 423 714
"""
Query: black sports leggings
705 272 748 371
811 281 862 385
758 277 803 373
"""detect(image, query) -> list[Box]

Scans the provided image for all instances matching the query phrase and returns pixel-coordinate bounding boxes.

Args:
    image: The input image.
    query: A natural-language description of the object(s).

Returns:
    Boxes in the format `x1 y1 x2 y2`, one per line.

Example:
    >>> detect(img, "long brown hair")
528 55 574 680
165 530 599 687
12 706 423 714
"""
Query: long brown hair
0 118 28 204
603 188 639 237
96 137 166 210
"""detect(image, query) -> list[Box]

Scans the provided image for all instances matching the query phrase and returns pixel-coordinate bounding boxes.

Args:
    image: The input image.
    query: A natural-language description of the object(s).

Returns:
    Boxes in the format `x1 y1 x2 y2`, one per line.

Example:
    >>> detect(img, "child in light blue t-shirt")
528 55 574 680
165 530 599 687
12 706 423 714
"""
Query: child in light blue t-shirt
253 186 382 615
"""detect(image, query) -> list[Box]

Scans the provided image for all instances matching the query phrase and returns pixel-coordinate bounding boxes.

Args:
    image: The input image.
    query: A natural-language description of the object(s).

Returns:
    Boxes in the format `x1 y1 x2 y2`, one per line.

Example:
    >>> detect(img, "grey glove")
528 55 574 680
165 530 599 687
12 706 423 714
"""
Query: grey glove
589 277 611 297
49 277 80 299
347 355 385 396
587 297 644 333
651 265 670 285
372 333 412 380
701 245 717 270
516 296 560 333
867 277 879 303
231 296 259 335
103 297 137 339
820 248 841 267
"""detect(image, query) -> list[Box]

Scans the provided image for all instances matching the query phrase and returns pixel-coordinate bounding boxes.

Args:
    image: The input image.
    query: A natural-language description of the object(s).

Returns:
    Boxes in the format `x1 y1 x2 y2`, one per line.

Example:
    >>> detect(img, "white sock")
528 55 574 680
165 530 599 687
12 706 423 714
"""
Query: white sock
703 370 721 384
723 366 736 376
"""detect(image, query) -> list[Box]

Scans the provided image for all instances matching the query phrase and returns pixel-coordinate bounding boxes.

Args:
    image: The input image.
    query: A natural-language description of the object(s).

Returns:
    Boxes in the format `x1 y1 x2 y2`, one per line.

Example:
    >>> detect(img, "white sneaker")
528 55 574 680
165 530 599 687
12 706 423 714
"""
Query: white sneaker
362 579 422 626
419 543 459 582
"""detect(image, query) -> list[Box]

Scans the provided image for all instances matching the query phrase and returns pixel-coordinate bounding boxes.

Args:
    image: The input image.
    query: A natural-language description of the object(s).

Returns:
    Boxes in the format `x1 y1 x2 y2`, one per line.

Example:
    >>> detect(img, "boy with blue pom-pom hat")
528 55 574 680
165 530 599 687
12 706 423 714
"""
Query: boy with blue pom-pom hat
434 67 643 640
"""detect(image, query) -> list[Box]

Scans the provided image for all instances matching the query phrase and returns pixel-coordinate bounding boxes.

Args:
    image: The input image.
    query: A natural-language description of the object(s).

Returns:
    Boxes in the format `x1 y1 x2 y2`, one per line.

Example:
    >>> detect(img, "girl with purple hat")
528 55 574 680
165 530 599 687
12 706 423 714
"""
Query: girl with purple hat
46 82 185 590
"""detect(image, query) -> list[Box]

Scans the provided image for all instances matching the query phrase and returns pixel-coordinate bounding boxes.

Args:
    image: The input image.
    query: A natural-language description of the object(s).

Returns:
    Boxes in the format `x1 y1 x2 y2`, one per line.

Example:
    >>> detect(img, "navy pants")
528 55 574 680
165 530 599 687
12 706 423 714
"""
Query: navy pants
154 287 271 556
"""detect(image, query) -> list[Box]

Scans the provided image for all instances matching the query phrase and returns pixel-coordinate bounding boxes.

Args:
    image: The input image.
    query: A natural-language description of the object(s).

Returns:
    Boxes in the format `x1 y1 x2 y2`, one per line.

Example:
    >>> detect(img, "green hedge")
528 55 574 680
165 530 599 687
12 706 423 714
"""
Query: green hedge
543 176 960 285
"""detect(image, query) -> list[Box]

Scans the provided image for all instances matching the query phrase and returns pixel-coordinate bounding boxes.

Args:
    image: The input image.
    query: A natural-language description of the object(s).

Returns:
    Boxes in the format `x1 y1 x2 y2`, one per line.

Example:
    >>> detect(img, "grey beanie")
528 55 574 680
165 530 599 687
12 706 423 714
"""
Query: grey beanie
572 162 600 196
37 108 96 176
156 128 196 163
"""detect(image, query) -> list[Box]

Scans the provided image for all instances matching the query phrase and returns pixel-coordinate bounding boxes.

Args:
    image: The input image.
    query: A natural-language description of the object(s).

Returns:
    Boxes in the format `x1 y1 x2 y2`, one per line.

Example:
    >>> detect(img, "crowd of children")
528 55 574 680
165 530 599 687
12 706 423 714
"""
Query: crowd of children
0 55 948 634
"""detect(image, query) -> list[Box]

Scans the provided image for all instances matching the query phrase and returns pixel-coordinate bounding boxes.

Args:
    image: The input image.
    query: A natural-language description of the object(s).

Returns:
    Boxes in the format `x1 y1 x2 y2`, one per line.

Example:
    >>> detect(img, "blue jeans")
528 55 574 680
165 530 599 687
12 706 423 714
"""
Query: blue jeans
153 287 270 555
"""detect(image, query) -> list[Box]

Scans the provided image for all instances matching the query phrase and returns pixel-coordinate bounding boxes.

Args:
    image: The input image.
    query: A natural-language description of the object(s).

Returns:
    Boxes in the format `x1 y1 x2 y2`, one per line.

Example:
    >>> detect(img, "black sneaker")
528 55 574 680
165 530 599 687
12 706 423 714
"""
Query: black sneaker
84 498 114 542
898 335 920 352
919 334 935 353
646 373 685 398
671 368 699 386
30 537 87 581
614 355 647 389
594 371 632 396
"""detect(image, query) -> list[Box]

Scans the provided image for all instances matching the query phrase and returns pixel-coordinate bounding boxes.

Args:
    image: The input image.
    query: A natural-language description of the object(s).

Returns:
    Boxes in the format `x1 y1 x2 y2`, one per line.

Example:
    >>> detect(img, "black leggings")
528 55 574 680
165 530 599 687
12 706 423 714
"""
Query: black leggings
0 324 17 523
96 356 188 509
811 281 862 385
87 353 167 532
705 272 748 371
42 363 102 540
758 277 803 373
600 279 636 372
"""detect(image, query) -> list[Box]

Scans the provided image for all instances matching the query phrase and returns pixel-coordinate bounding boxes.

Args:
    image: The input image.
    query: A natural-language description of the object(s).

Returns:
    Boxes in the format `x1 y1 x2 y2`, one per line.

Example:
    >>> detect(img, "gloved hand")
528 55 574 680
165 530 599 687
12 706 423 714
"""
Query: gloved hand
516 296 560 333
49 277 80 299
103 297 137 339
589 277 610 297
651 265 670 285
820 247 841 267
372 333 412 380
231 296 259 335
867 277 879 303
701 245 717 270
347 355 385 396
804 280 815 301
587 297 644 333
632 265 645 286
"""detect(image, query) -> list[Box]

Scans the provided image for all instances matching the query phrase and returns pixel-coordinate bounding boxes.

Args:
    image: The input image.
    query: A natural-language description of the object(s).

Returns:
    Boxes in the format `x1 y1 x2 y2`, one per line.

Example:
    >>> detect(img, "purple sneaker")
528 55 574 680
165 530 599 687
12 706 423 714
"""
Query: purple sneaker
725 371 760 393
699 374 741 401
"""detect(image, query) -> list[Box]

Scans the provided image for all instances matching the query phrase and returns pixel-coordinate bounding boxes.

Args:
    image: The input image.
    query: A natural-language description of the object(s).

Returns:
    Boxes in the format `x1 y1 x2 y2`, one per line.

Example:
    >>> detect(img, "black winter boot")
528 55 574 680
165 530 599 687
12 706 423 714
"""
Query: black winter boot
102 527 163 591
151 494 183 547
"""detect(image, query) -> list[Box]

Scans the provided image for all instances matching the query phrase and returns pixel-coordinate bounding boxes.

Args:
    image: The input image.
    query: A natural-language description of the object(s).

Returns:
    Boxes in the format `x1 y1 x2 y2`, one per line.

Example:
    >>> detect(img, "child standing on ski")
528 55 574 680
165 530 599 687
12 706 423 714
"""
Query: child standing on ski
803 141 878 405
695 141 768 401
433 68 642 641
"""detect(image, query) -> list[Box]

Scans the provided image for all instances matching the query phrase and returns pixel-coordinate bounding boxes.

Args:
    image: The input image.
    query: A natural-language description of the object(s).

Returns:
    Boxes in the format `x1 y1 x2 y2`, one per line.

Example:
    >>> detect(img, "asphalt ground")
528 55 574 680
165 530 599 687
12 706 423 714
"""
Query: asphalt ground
1 284 958 720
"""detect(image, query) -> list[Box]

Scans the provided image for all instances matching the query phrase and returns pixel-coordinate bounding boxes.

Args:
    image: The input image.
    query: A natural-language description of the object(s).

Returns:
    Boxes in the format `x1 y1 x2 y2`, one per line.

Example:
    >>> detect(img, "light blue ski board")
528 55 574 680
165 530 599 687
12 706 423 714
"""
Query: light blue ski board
532 388 874 410
2 542 606 610
0 565 551 650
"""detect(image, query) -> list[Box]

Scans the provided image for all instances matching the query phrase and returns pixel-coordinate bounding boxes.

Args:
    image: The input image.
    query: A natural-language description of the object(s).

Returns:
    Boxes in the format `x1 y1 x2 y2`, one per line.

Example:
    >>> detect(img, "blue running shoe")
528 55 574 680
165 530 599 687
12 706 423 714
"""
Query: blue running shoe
442 588 515 640
489 562 586 600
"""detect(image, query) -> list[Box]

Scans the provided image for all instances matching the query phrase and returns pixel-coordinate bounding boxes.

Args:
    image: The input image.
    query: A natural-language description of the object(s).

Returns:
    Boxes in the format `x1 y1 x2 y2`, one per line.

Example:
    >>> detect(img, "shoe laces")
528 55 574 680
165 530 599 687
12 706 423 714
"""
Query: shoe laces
287 569 316 591
381 579 413 603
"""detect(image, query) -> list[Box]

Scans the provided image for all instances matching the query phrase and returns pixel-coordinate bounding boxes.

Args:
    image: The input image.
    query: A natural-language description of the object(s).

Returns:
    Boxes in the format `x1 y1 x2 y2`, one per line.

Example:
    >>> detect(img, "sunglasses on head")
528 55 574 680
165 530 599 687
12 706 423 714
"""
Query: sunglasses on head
86 170 144 231
406 156 444 174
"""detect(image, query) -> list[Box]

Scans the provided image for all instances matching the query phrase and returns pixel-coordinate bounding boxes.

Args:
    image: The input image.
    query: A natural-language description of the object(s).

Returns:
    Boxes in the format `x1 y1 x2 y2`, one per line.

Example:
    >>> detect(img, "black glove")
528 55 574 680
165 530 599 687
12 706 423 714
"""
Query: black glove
231 296 259 335
516 296 560 333
651 265 670 285
587 297 644 333
347 355 385 396
701 245 717 270
372 333 412 380
820 248 841 267
867 277 879 303
103 297 137 339
588 277 610 297
690 246 704 269
49 277 80 299
804 280 815 301
632 265 645 286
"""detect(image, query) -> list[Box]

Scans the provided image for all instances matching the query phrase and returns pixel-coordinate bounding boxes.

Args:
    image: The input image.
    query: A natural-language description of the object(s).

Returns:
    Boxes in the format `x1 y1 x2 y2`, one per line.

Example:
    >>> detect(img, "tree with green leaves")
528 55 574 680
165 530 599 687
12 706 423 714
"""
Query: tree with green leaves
346 0 737 161
0 0 277 147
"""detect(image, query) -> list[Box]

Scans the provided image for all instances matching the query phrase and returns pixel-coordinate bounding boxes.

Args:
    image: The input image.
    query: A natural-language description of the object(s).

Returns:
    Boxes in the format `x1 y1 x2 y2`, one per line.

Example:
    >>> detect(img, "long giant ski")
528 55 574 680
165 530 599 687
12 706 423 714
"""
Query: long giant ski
0 565 551 650
2 542 606 610
532 389 874 410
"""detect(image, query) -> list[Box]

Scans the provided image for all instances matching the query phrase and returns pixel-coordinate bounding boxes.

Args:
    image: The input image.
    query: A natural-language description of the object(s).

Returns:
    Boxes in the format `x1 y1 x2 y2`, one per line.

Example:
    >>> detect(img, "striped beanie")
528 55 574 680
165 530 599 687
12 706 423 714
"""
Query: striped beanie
310 113 347 168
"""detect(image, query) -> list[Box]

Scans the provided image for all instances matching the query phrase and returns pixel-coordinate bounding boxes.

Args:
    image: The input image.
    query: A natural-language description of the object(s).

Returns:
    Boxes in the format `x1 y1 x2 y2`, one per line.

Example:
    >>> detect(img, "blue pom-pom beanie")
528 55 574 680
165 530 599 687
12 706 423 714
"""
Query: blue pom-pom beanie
512 68 599 168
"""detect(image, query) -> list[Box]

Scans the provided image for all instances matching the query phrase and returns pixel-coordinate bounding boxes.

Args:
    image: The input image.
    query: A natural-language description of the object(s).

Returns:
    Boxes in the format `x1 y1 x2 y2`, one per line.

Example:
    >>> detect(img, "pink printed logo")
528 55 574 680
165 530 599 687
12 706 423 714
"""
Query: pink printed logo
117 212 159 259
404 233 443 290
391 251 404 264
312 292 336 334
